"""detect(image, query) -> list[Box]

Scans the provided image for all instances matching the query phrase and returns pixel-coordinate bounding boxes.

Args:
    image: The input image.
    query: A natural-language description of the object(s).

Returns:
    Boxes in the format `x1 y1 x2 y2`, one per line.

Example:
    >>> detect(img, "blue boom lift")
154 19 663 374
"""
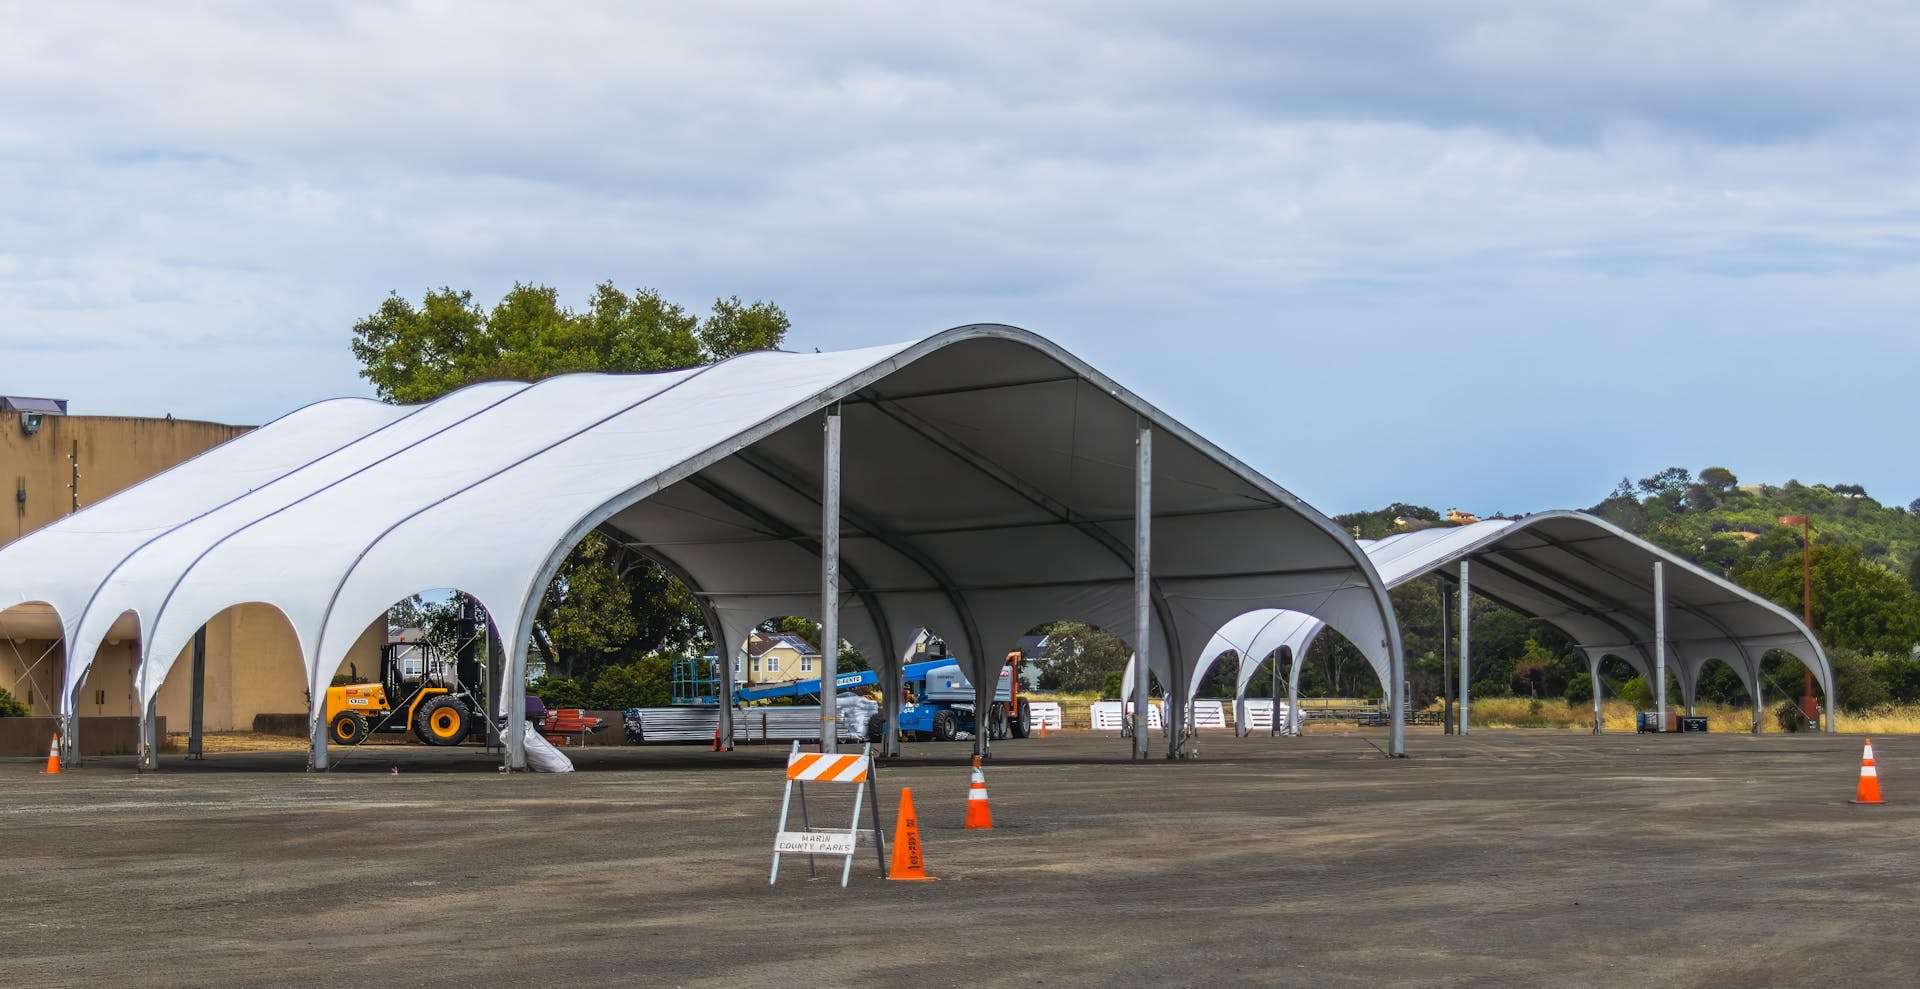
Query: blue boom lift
733 635 1030 742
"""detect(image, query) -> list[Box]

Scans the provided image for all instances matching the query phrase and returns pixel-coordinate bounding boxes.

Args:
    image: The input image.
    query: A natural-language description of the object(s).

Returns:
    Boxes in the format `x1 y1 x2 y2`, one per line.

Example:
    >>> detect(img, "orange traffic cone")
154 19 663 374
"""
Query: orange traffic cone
42 733 61 775
1851 738 1883 805
711 728 721 752
1039 719 1048 739
964 755 993 829
887 787 937 881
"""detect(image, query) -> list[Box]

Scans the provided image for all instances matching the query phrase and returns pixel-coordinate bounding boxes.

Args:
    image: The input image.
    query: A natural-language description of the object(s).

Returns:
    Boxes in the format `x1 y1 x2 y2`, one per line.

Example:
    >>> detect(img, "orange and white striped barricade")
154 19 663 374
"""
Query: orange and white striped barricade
770 741 888 888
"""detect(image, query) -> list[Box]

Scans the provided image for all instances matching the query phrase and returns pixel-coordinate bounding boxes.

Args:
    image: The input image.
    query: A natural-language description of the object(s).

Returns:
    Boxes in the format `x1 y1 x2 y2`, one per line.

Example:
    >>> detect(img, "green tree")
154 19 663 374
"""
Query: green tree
1735 543 1920 656
1035 621 1132 693
350 282 792 685
536 533 639 680
0 686 28 717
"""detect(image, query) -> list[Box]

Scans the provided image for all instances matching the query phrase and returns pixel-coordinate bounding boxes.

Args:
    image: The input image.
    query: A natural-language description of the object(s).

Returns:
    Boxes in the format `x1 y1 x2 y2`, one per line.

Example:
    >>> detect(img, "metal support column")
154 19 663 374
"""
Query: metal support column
1751 662 1764 734
309 666 330 771
506 644 528 770
1457 560 1471 736
717 638 736 752
819 408 842 755
1440 579 1453 735
187 625 206 759
1287 654 1303 736
1589 654 1604 734
1266 653 1279 737
1132 422 1152 761
1654 561 1667 727
138 694 158 771
882 649 905 758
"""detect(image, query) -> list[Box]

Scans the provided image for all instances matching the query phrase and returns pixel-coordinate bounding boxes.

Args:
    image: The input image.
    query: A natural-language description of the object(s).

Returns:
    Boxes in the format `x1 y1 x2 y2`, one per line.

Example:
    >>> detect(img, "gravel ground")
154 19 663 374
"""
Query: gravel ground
2 728 1914 988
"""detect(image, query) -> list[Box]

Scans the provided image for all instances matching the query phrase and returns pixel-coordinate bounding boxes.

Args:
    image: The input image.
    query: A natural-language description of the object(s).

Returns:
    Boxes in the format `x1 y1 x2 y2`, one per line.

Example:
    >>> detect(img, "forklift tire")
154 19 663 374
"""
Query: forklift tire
987 702 1009 740
415 696 469 747
1010 698 1031 739
330 711 369 746
866 713 887 742
931 709 959 741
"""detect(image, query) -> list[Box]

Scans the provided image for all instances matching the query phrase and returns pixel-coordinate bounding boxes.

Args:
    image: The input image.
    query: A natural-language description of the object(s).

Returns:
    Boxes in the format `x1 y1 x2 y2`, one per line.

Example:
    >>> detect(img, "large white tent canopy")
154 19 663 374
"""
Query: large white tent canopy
0 325 1407 767
1164 512 1834 733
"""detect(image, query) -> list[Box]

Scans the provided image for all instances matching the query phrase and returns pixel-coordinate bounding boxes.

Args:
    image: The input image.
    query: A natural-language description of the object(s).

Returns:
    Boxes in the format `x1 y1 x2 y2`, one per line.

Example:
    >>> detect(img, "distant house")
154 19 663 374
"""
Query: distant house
743 631 821 685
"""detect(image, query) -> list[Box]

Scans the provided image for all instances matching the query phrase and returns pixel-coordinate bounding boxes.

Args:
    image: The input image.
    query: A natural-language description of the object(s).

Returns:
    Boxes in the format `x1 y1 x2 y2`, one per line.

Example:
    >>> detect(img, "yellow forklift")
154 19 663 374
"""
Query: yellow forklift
325 624 485 747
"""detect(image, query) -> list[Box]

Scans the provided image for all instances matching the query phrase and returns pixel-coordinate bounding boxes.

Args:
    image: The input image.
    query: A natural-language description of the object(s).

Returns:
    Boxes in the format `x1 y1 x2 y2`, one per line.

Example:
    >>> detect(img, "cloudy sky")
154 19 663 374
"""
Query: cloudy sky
5 2 1916 515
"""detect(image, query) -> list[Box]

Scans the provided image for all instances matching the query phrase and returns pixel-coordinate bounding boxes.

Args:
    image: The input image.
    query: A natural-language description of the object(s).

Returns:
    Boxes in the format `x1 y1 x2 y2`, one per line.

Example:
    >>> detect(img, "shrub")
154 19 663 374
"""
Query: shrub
1775 699 1808 733
1564 672 1593 705
531 675 586 709
1617 676 1654 709
584 656 672 709
0 687 28 718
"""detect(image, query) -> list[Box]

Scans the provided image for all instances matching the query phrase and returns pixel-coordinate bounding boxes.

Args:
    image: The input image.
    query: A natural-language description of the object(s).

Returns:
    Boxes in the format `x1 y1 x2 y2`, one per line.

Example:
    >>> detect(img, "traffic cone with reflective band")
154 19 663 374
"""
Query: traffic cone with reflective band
964 755 993 829
1851 738 1883 805
42 733 61 775
887 787 937 881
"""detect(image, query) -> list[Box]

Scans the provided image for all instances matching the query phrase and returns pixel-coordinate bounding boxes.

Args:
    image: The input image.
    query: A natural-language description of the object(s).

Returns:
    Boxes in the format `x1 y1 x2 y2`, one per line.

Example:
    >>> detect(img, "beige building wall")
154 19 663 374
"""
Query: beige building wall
0 410 350 730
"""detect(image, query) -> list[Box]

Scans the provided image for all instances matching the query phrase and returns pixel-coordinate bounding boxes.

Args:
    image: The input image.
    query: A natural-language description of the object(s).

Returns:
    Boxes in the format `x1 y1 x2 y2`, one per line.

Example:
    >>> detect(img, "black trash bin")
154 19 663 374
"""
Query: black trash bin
1677 715 1709 733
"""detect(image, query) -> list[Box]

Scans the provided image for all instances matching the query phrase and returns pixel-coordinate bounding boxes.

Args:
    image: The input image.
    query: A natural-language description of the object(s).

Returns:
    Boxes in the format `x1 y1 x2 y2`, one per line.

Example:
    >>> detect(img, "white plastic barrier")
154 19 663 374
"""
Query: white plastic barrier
1089 701 1163 731
1232 699 1295 733
1190 700 1226 729
1027 701 1062 730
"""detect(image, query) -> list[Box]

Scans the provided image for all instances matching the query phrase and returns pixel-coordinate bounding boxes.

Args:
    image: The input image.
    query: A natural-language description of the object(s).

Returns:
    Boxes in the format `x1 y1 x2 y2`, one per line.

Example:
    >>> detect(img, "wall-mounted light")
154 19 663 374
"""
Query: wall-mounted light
20 412 42 435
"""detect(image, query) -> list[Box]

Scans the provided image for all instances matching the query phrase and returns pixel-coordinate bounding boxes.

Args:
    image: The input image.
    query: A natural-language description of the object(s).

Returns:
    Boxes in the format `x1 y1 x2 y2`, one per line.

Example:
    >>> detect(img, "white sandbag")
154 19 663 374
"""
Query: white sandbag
522 723 575 773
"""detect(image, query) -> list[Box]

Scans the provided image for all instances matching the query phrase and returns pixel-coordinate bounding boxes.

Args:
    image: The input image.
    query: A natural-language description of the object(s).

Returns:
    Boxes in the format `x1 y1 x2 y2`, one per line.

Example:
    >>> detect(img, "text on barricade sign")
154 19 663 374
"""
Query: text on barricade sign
775 831 858 856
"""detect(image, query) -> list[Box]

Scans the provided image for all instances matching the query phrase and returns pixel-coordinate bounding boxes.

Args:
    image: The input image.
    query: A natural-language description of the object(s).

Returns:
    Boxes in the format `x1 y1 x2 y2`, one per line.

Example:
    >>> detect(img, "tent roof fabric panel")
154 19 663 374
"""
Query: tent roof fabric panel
7 324 1401 765
0 398 410 663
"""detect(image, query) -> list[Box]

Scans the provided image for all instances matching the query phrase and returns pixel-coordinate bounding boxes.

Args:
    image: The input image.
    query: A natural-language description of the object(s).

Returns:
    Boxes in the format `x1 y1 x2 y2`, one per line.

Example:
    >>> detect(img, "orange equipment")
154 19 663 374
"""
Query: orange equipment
42 733 61 775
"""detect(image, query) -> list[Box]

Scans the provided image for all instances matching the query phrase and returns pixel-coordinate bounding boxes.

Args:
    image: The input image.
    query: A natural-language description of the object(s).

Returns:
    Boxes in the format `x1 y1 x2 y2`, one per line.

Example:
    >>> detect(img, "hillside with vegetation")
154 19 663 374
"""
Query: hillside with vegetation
1284 467 1920 728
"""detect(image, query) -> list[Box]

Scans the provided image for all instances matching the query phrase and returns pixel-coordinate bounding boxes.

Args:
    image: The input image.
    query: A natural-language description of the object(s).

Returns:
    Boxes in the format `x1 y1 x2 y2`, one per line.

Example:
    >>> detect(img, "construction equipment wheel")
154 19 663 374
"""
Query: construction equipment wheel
414 696 469 747
866 713 887 742
329 711 369 746
931 709 958 741
987 702 1009 740
1010 698 1032 738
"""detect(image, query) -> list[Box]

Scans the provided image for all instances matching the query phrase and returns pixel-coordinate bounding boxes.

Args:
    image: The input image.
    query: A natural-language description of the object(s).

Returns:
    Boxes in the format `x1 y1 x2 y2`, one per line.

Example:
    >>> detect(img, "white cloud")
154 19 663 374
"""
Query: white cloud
2 1 1916 509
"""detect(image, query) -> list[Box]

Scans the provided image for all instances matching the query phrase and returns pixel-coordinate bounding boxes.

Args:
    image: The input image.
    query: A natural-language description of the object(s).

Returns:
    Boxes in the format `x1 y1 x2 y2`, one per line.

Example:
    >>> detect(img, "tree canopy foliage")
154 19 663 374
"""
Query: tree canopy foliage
351 283 789 403
350 282 790 681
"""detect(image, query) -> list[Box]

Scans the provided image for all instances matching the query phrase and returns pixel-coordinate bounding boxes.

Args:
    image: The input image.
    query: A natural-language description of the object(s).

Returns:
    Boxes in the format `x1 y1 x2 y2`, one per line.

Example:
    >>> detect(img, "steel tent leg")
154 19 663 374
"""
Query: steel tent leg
1132 422 1152 762
1287 654 1303 737
188 625 206 759
1654 561 1667 728
138 694 158 771
1458 560 1471 736
717 633 736 752
820 408 842 755
1589 653 1604 735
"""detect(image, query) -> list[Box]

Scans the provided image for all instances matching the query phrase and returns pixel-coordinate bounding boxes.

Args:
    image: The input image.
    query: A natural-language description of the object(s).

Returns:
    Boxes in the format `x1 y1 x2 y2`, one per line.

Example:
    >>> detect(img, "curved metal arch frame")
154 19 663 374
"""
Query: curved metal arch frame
507 324 1405 768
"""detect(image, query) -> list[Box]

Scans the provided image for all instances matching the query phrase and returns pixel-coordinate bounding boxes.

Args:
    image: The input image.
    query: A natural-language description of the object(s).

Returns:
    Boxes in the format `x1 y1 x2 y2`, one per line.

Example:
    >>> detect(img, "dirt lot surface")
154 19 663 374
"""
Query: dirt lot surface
3 729 1916 988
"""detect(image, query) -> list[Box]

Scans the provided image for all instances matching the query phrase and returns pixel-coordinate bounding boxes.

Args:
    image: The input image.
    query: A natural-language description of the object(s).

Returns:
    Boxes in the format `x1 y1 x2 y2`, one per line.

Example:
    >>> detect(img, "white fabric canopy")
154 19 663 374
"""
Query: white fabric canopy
1164 512 1833 729
0 324 1405 766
